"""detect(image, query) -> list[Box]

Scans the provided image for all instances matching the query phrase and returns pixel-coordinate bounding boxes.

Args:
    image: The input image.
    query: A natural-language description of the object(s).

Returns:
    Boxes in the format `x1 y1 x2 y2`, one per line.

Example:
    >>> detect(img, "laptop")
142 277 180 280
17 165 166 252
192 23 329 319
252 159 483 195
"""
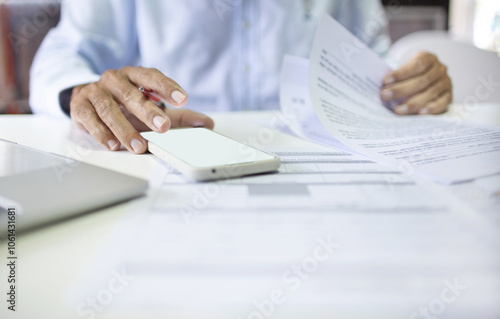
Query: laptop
0 139 148 235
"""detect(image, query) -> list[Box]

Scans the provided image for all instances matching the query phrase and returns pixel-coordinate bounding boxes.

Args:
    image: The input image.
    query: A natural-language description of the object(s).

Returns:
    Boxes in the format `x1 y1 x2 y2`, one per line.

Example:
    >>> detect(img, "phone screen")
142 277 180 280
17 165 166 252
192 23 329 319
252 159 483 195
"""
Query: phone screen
141 128 275 168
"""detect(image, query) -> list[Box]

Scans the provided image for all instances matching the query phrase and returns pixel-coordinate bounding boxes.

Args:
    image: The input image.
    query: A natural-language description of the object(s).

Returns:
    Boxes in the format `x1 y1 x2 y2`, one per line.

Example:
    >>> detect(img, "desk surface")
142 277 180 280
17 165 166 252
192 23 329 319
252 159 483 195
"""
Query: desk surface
0 105 499 319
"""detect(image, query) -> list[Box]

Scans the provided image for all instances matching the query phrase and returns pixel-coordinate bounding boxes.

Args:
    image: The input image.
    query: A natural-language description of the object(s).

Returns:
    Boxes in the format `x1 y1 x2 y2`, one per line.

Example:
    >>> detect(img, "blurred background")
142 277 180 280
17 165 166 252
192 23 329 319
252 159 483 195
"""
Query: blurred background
0 0 499 114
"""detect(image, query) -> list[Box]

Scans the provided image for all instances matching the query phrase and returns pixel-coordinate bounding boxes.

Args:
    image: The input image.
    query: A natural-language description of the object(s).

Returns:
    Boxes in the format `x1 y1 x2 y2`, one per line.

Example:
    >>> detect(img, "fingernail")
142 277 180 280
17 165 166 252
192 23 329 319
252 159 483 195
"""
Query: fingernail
382 89 393 100
385 76 395 85
419 108 429 115
171 90 186 104
396 104 409 115
130 139 143 153
153 116 167 130
107 140 119 150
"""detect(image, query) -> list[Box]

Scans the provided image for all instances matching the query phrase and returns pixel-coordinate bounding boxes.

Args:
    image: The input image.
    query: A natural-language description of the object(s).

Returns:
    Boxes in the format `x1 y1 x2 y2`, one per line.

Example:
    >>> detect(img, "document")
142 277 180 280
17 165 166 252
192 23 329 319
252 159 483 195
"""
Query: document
293 14 500 184
278 56 357 154
69 149 500 318
148 148 447 215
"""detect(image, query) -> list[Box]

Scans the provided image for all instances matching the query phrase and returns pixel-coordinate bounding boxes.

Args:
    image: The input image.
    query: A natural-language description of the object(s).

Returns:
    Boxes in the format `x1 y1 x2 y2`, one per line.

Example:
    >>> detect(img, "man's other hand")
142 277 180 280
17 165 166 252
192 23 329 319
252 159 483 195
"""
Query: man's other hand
381 51 452 115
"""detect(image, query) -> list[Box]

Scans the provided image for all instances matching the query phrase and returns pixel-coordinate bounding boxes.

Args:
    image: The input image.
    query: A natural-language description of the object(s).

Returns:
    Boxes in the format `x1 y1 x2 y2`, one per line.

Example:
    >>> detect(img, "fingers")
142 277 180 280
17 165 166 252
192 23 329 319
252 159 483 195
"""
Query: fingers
71 101 120 151
381 51 453 115
421 91 452 115
70 90 120 151
395 77 452 115
122 66 188 108
90 88 148 153
72 83 148 153
381 63 446 102
165 108 215 129
100 69 172 133
383 51 438 85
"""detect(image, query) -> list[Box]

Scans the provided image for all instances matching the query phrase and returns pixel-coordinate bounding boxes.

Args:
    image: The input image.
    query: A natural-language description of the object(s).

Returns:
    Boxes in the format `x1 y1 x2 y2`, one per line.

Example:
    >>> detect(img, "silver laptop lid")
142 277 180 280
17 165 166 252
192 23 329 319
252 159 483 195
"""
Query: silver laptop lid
0 139 148 234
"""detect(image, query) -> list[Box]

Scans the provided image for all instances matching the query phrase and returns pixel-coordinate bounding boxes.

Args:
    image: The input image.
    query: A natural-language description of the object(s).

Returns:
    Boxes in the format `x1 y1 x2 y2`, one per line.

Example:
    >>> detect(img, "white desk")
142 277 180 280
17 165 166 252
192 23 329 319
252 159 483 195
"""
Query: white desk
0 105 499 319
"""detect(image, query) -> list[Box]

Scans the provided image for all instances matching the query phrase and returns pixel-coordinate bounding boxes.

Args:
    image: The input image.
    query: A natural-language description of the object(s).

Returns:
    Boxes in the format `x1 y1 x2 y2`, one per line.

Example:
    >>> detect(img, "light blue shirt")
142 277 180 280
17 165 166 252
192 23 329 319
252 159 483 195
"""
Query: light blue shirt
30 0 391 119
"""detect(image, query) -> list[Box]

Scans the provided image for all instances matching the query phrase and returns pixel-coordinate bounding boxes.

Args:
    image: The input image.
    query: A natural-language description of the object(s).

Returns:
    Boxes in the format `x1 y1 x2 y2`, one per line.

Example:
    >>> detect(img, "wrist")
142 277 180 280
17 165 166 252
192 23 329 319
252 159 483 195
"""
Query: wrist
59 84 89 117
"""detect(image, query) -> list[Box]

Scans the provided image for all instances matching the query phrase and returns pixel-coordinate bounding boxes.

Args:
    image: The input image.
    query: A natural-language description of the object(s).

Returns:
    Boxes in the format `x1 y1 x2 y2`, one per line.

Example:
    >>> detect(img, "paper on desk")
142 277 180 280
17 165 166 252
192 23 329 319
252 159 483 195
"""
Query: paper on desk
67 149 500 319
69 148 500 318
148 148 447 215
304 14 500 184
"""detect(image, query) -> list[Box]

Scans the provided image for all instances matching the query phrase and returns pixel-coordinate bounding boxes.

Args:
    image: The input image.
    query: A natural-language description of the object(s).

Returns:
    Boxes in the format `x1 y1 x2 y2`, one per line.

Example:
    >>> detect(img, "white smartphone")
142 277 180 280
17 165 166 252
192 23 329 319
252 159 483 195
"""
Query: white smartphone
141 128 281 181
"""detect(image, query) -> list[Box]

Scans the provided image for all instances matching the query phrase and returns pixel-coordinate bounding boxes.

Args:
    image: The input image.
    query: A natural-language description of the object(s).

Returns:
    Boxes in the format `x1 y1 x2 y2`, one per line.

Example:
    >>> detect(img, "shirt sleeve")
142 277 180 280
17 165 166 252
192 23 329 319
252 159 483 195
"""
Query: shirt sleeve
29 0 138 119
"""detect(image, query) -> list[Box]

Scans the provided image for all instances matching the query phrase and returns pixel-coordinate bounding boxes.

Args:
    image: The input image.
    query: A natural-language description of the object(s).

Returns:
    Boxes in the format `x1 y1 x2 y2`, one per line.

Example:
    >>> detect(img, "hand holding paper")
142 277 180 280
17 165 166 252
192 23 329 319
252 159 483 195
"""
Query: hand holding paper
381 52 453 115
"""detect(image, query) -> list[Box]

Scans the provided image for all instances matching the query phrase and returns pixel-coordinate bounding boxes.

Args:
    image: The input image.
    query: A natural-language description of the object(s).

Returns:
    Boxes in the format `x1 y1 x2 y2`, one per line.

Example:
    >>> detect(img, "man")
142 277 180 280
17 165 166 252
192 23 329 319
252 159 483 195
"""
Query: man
30 0 452 154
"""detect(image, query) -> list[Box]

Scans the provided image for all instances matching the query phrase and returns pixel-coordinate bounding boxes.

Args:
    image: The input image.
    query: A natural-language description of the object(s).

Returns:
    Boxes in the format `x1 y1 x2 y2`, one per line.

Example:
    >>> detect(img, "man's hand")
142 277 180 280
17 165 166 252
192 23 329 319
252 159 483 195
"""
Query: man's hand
381 51 452 115
70 66 214 153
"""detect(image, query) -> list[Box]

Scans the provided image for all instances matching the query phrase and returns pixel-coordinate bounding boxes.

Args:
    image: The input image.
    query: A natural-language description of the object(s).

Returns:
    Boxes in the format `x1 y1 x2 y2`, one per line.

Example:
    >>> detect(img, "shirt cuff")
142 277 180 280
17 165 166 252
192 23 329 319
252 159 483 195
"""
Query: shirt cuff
59 87 73 116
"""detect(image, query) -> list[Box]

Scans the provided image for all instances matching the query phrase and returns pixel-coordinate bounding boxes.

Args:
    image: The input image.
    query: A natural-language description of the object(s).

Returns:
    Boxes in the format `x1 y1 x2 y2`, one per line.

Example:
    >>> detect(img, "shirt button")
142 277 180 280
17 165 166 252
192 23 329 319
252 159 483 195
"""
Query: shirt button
243 65 251 72
243 20 251 29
